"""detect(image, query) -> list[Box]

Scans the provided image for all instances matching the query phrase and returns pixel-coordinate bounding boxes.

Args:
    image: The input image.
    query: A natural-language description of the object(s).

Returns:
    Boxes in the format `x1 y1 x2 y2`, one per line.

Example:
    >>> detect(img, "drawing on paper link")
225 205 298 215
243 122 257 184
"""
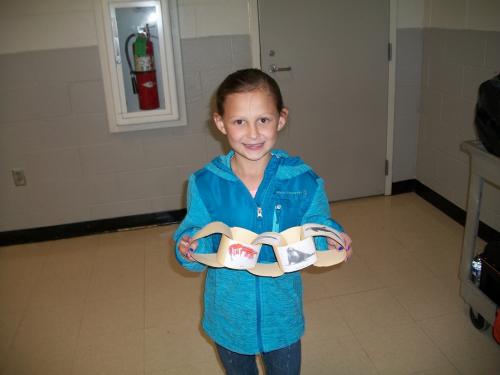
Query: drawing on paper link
286 247 315 265
257 235 280 242
228 244 258 261
307 225 337 235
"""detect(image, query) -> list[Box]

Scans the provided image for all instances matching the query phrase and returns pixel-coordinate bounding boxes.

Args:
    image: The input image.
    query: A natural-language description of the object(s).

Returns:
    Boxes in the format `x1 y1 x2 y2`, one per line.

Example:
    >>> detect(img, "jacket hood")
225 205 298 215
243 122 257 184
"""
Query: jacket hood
204 149 313 181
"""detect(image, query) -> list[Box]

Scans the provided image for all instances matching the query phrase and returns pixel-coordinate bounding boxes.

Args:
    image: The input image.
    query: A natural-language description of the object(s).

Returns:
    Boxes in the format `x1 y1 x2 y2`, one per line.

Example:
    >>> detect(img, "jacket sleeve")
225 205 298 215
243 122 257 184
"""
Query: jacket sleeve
172 174 213 272
301 177 344 250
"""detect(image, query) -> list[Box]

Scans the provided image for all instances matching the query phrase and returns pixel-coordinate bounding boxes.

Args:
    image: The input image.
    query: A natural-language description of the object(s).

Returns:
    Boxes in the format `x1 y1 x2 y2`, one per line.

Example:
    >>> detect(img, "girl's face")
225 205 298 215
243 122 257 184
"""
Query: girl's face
213 88 288 165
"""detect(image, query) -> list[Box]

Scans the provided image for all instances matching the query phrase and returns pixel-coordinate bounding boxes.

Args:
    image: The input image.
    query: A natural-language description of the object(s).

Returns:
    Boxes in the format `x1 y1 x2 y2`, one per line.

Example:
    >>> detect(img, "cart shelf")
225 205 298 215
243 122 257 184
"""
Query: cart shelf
460 140 500 326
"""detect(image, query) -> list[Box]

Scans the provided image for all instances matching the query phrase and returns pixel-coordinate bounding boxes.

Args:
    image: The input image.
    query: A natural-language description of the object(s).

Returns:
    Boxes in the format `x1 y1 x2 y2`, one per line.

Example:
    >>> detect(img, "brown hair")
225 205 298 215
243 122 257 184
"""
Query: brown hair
215 68 284 116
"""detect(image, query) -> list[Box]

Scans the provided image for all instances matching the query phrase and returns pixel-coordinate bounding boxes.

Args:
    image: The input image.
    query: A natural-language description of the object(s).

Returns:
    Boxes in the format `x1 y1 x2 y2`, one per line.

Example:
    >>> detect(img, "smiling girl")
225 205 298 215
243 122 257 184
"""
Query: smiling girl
173 69 352 374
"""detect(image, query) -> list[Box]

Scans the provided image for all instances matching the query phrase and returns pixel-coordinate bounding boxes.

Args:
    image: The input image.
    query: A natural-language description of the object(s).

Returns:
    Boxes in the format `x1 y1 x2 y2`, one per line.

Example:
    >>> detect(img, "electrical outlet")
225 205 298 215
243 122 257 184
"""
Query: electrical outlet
12 169 27 186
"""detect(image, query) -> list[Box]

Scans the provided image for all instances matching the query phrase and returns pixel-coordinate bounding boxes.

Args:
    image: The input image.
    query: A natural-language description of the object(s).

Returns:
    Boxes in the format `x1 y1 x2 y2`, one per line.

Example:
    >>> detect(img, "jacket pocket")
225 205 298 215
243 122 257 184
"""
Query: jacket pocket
272 190 308 230
272 203 282 232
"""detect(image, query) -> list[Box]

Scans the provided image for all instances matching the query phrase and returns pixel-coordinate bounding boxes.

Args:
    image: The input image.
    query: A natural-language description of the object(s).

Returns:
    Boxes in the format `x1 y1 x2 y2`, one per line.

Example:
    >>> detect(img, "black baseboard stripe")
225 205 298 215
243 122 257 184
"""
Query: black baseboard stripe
414 181 467 225
392 179 499 243
0 209 186 247
1 181 499 246
391 179 417 195
413 181 500 243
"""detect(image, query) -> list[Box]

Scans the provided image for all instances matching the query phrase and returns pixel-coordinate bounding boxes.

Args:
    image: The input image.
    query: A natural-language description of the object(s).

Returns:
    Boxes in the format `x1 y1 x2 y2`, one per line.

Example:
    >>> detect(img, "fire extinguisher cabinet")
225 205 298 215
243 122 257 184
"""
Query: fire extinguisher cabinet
459 140 500 328
95 0 187 132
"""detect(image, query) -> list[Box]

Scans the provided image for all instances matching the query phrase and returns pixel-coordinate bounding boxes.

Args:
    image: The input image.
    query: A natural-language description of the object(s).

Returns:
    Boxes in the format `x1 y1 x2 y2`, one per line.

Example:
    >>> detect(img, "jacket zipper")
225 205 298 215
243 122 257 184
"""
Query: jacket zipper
255 204 264 352
256 277 263 352
256 204 280 351
253 163 275 354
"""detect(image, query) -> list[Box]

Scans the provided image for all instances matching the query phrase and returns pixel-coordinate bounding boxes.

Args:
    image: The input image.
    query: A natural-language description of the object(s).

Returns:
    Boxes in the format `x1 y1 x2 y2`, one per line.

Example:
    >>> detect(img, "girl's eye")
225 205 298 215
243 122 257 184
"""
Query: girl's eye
258 117 270 124
234 119 245 125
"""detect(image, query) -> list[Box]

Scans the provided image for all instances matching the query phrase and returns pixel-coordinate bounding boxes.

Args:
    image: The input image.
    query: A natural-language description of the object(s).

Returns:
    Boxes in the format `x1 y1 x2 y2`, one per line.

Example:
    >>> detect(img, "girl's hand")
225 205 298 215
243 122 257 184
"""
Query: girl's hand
178 235 198 262
327 232 353 262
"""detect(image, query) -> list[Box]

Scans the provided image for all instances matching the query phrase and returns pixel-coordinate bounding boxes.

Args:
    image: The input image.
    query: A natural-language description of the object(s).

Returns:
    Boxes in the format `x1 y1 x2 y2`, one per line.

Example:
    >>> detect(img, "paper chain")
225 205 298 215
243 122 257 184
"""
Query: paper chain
189 222 347 277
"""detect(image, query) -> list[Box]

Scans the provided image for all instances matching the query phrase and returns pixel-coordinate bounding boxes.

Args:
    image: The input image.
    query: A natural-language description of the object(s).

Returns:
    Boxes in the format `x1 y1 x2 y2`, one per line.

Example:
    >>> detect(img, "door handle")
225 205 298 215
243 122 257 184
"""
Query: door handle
269 64 292 73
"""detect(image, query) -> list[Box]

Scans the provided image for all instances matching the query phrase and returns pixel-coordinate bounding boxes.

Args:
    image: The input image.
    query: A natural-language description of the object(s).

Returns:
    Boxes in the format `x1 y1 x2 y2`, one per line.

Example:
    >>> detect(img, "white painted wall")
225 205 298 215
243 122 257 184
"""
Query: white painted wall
425 0 500 31
177 0 250 38
0 0 251 55
397 0 425 28
397 0 500 31
2 0 497 54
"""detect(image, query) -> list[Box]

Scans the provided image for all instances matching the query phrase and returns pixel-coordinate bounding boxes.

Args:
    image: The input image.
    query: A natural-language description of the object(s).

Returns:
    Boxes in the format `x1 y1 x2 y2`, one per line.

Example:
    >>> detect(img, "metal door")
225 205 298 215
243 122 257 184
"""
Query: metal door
259 0 389 200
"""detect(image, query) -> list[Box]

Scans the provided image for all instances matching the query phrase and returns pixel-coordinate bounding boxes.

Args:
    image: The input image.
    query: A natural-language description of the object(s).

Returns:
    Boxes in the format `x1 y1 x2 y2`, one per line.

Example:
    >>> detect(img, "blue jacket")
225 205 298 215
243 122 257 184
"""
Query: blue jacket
173 150 343 354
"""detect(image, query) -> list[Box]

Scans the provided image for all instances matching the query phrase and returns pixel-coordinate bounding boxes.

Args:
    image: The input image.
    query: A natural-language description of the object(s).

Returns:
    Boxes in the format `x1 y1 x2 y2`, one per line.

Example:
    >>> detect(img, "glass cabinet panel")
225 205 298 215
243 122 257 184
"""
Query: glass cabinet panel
95 0 186 132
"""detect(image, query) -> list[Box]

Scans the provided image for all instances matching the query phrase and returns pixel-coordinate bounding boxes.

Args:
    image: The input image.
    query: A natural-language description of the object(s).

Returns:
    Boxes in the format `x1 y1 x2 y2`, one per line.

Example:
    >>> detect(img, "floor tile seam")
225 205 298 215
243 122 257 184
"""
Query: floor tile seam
352 257 400 281
22 245 51 307
305 285 390 304
143 234 147 375
76 259 147 336
11 248 51 354
387 270 462 289
0 355 5 375
350 320 458 374
333 285 393 301
404 246 463 265
412 317 463 374
0 307 27 367
307 287 404 339
448 351 500 371
25 281 97 312
0 315 23 375
348 318 429 340
347 325 383 374
5 312 82 375
343 313 424 340
85 243 147 303
383 287 421 326
425 262 462 283
404 241 460 282
412 308 486 328
68 239 110 374
408 305 468 324
69 249 98 375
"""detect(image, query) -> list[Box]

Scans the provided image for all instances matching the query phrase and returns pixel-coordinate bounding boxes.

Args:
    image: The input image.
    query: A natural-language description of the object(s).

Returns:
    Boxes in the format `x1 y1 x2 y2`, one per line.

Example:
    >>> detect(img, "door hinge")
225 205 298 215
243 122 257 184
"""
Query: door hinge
385 159 389 176
388 43 392 62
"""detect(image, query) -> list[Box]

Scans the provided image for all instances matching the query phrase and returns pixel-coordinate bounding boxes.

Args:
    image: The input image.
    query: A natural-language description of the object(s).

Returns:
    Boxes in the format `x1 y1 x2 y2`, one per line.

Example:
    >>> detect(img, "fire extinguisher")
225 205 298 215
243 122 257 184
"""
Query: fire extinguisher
125 24 160 110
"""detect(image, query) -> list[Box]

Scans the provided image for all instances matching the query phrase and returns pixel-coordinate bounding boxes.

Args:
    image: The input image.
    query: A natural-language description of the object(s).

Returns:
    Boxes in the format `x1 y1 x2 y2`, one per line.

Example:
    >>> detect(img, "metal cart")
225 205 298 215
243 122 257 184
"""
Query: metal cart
459 140 500 329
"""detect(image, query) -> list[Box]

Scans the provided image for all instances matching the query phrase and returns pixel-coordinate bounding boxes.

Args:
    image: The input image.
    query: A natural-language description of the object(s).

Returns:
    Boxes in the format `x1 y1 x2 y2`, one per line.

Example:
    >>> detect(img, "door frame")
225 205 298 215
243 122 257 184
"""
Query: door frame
247 0 397 196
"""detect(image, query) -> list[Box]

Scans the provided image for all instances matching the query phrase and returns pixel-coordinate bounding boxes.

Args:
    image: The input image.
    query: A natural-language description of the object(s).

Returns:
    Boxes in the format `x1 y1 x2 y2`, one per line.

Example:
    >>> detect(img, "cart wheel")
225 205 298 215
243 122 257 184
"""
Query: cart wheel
469 307 489 331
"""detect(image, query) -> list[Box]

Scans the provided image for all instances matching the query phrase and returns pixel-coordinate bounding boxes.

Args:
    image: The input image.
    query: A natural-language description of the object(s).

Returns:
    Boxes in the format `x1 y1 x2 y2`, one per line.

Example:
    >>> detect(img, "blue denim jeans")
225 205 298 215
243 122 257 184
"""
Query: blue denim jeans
216 340 301 375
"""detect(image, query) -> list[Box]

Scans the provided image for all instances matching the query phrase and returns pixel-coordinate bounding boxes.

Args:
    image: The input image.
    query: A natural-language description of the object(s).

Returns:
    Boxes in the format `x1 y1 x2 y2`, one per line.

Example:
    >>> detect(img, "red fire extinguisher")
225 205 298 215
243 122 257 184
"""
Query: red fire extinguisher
125 24 160 110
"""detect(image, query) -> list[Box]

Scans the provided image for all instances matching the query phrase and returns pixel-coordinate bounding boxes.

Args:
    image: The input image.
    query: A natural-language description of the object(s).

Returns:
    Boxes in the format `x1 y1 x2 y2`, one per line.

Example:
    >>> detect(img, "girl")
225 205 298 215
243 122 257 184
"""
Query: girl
173 68 352 374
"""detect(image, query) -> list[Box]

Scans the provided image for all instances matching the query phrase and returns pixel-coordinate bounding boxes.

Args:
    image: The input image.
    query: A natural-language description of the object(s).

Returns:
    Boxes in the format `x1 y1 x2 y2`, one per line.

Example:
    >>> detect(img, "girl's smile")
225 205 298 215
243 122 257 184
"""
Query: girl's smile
243 142 265 150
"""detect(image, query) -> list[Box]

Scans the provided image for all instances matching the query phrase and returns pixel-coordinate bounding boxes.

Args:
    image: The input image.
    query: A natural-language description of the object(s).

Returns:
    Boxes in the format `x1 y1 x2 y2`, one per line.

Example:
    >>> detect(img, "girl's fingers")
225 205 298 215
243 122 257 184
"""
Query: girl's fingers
179 236 195 261
185 250 194 261
189 240 199 251
178 236 200 262
330 232 352 262
344 242 353 262
327 237 346 251
183 250 194 261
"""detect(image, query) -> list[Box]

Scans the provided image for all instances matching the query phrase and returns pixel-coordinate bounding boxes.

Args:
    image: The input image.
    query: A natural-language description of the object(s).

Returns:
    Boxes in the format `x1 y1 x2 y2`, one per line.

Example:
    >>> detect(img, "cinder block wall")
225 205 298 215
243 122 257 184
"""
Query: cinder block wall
0 36 251 231
417 28 500 230
393 0 500 231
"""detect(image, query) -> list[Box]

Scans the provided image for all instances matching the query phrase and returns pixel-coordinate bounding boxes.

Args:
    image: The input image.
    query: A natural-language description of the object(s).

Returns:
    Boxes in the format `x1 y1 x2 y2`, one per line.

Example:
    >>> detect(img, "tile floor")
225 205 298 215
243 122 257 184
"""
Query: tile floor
0 193 499 374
